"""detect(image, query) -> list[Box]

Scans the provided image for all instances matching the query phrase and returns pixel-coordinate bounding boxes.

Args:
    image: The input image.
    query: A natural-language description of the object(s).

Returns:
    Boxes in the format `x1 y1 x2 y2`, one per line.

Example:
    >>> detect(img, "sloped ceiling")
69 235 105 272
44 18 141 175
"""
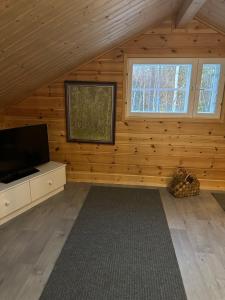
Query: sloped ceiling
198 0 225 32
0 0 224 108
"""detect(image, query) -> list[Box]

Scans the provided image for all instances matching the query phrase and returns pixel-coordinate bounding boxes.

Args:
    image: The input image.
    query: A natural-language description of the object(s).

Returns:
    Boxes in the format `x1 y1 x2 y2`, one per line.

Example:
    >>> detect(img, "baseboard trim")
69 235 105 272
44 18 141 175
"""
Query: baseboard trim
68 172 225 191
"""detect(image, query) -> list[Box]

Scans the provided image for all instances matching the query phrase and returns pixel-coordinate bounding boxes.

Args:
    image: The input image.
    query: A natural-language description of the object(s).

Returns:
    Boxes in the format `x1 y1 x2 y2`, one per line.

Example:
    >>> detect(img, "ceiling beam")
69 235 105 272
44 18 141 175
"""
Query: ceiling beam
176 0 207 28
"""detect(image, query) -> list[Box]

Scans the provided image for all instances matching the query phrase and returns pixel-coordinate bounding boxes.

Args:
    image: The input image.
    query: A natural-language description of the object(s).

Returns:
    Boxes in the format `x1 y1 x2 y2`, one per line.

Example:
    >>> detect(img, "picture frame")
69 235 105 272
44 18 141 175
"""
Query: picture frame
65 81 116 144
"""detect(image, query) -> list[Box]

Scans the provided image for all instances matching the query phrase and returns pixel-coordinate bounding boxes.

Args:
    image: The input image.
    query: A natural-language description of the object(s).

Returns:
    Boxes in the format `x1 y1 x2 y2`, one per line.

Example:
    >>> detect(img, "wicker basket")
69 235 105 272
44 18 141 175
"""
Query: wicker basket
168 167 200 198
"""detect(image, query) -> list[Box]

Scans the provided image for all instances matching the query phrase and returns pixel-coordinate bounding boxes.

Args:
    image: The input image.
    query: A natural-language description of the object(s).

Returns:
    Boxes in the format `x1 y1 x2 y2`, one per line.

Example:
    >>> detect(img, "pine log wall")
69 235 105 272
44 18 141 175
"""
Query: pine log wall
2 20 225 190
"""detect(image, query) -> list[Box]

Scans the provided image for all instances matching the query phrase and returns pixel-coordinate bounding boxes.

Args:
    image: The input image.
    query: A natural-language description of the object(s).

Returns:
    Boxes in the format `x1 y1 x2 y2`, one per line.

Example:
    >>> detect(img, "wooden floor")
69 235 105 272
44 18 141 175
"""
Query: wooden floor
0 183 225 300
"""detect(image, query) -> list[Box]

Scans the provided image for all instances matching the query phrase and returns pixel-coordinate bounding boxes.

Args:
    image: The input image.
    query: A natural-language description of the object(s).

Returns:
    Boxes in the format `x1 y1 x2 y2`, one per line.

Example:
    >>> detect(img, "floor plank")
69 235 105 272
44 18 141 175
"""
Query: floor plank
160 188 225 300
0 183 225 299
0 182 90 300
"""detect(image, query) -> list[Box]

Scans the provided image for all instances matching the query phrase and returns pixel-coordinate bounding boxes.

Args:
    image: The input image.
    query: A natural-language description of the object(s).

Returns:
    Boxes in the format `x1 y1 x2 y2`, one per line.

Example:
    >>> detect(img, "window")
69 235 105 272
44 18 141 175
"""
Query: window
126 58 225 119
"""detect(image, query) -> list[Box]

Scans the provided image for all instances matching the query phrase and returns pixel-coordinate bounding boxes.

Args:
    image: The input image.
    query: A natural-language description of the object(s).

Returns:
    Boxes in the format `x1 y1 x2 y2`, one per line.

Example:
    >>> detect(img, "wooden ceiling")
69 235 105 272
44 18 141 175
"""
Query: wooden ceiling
198 0 225 32
0 0 224 108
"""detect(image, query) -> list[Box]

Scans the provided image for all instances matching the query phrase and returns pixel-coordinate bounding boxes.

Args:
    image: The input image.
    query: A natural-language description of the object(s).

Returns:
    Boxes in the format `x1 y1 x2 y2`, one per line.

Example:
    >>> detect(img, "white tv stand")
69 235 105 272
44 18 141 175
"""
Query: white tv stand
0 161 66 226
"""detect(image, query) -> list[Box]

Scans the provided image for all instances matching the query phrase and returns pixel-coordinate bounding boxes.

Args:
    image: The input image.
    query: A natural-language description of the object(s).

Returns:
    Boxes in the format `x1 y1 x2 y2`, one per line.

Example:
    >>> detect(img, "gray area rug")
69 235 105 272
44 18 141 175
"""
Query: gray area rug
212 193 225 211
41 186 187 300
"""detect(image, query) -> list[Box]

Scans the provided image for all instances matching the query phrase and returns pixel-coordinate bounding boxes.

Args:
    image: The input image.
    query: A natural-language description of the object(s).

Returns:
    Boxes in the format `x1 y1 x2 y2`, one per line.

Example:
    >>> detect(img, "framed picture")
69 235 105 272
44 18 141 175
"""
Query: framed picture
65 81 116 144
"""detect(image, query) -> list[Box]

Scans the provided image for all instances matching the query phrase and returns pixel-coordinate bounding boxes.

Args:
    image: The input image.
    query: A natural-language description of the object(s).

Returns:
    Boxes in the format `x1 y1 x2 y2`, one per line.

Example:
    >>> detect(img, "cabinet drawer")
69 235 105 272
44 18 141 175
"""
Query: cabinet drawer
30 167 66 201
0 182 31 219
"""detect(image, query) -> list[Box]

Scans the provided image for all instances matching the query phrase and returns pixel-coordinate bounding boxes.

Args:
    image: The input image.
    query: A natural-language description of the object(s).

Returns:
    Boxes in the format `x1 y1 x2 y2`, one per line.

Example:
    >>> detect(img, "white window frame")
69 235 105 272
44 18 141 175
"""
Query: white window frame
125 57 225 120
193 58 225 119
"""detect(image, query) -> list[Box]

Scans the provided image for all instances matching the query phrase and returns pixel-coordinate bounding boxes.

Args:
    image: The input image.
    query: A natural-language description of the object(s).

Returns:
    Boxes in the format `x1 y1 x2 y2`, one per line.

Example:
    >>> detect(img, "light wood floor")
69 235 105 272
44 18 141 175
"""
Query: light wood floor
0 183 225 300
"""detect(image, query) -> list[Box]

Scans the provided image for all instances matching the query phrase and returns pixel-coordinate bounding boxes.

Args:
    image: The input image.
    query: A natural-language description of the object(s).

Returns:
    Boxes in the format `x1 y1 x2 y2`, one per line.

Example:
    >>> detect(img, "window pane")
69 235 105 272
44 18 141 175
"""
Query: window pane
197 64 221 114
131 64 192 113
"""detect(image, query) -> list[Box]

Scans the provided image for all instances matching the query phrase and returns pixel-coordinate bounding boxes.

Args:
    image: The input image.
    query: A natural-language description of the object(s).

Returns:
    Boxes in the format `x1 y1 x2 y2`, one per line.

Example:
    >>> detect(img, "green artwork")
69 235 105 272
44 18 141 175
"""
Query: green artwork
65 81 116 144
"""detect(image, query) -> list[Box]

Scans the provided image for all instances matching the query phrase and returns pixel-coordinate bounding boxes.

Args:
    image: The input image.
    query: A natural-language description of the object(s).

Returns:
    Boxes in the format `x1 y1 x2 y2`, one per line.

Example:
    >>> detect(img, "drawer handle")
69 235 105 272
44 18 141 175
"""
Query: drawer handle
48 180 53 186
5 200 10 207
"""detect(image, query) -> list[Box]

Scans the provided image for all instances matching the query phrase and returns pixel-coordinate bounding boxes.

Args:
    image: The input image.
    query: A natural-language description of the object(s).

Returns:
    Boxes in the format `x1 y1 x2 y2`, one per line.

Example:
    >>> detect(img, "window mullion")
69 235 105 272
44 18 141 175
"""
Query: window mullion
191 59 200 117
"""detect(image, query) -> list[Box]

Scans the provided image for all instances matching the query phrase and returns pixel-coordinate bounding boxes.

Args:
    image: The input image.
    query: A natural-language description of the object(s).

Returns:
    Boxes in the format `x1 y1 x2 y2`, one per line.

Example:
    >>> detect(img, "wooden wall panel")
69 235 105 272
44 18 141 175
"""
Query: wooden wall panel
2 20 225 190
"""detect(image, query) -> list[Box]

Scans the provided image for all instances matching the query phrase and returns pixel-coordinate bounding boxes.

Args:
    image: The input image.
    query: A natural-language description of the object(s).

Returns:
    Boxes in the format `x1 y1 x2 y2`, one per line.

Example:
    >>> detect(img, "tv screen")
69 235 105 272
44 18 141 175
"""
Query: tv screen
0 124 50 180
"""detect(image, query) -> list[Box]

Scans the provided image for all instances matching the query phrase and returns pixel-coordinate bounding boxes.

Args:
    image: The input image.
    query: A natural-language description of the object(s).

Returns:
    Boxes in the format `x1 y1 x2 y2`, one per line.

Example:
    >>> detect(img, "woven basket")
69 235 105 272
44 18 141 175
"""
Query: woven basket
168 167 200 198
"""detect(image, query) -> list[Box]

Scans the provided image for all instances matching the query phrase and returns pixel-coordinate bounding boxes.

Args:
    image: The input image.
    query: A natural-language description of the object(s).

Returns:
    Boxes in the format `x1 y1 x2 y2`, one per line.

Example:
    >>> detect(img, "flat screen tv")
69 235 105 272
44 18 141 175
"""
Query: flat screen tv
0 124 50 183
